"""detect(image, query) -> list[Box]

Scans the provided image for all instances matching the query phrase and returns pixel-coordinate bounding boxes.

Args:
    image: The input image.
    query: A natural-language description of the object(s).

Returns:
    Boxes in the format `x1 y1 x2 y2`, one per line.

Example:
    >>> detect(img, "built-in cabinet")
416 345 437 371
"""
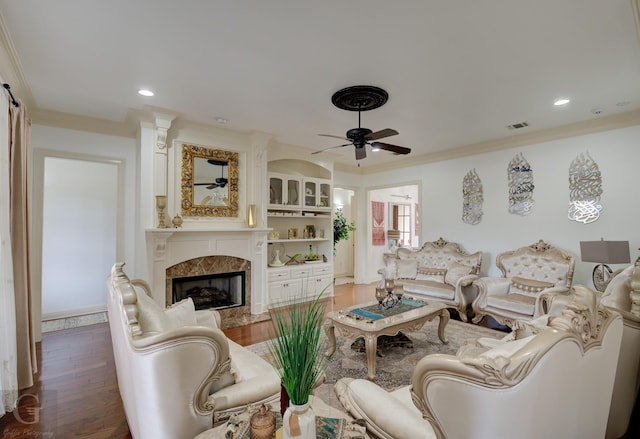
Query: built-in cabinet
269 173 302 208
267 264 333 303
267 160 334 305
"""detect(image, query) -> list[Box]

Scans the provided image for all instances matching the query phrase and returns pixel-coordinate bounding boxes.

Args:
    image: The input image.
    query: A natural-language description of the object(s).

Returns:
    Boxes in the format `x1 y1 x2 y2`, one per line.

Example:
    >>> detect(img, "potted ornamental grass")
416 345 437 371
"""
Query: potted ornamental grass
267 291 327 439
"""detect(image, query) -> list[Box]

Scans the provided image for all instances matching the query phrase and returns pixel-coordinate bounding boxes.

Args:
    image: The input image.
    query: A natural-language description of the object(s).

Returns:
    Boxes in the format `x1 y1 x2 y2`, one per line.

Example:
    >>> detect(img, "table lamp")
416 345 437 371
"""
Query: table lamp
580 239 630 292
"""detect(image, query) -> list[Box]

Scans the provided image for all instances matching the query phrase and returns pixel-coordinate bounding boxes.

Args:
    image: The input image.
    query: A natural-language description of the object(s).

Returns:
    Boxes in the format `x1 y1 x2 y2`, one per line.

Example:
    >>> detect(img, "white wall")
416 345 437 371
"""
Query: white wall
31 125 137 322
40 157 117 316
336 125 640 287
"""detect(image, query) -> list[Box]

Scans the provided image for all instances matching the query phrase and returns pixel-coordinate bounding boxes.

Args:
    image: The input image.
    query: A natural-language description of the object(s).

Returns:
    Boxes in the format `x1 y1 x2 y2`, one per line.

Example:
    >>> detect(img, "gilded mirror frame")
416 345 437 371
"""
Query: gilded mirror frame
181 144 239 217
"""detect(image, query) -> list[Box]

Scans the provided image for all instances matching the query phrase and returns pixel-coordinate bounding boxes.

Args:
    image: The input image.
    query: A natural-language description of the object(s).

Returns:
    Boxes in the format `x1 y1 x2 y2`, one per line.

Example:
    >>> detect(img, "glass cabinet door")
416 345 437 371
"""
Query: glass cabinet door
286 178 301 207
269 175 284 206
319 181 331 209
304 181 317 207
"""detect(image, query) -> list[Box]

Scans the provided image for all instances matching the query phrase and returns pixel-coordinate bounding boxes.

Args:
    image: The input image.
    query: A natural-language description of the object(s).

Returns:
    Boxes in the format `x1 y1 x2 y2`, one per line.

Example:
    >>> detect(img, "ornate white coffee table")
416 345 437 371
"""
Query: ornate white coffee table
324 298 449 380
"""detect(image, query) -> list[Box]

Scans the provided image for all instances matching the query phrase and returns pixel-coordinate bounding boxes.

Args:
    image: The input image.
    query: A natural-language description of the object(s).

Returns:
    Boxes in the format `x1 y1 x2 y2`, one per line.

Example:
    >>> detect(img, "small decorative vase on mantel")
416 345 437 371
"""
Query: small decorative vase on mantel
282 401 315 439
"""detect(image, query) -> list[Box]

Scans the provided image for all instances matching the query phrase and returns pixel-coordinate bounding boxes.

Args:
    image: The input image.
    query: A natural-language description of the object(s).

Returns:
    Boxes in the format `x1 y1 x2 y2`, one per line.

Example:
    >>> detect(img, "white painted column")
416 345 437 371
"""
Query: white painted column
248 132 271 313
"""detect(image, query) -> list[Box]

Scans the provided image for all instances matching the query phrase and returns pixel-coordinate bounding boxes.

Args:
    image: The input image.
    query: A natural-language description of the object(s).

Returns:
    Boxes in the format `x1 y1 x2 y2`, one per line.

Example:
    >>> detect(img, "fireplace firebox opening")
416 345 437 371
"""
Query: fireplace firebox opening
172 271 245 311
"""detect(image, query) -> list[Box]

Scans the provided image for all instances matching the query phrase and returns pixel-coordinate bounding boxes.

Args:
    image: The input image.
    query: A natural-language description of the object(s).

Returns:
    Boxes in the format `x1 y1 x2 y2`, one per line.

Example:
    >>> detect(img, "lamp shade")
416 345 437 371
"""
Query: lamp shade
580 240 630 264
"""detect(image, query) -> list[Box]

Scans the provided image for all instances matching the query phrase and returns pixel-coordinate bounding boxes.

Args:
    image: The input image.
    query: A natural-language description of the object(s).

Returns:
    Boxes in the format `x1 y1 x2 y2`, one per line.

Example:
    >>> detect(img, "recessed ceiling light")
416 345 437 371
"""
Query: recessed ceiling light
214 117 229 124
553 98 570 106
138 89 154 97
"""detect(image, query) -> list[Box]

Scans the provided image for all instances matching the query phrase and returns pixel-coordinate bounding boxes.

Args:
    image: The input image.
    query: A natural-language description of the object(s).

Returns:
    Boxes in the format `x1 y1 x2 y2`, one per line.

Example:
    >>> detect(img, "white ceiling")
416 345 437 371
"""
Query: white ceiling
1 0 639 171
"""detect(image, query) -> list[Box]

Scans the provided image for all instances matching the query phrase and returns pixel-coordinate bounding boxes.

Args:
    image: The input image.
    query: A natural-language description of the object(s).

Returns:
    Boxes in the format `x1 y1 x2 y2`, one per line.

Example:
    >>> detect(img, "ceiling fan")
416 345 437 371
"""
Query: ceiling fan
313 85 411 161
194 160 228 189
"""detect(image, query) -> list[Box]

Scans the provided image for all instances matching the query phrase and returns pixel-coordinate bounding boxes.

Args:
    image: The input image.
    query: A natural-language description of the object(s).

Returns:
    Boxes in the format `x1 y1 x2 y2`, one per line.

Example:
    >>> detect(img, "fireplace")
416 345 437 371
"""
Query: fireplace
165 254 255 328
172 271 245 311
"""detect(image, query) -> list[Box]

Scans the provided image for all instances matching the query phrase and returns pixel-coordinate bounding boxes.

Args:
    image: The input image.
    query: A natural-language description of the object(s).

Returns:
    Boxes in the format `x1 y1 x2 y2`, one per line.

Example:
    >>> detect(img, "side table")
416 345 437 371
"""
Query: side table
194 395 369 438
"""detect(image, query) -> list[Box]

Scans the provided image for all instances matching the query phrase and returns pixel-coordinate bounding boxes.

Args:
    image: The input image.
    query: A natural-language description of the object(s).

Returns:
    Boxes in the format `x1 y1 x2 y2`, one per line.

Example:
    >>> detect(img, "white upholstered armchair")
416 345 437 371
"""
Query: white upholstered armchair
107 263 280 439
593 260 640 439
334 286 622 439
471 239 575 326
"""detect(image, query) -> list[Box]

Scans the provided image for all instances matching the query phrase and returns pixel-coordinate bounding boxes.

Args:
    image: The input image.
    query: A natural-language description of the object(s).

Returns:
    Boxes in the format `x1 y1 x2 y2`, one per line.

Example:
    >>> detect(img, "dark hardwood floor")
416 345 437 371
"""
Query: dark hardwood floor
2 280 638 438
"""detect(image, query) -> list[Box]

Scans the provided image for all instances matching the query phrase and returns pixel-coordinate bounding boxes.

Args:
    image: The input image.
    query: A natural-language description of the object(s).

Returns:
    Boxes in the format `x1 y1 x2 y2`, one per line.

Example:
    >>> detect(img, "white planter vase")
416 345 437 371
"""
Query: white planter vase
282 401 315 439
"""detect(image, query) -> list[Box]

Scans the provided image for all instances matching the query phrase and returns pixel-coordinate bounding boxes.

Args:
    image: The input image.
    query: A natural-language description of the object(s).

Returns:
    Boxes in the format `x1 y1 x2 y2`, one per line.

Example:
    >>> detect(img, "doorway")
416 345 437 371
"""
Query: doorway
333 187 355 284
33 152 123 328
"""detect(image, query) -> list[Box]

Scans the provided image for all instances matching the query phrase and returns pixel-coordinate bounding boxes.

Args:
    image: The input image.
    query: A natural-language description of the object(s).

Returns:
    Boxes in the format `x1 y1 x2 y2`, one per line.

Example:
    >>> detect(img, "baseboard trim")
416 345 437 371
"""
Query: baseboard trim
42 305 107 321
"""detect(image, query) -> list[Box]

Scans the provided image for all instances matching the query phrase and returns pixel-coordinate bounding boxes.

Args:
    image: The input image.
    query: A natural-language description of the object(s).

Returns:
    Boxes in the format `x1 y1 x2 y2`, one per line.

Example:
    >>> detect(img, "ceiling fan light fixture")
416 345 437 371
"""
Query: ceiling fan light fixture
312 85 411 160
138 89 154 97
554 98 570 106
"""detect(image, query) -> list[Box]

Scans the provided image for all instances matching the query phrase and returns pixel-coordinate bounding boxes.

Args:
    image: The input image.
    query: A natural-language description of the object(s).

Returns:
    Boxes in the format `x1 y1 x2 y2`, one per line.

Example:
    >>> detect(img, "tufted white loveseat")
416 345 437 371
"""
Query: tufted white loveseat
380 238 483 322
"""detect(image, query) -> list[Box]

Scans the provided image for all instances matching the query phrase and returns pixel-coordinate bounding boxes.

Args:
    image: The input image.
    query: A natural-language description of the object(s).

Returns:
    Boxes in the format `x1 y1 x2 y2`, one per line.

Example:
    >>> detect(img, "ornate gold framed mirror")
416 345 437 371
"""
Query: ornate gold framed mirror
181 144 239 217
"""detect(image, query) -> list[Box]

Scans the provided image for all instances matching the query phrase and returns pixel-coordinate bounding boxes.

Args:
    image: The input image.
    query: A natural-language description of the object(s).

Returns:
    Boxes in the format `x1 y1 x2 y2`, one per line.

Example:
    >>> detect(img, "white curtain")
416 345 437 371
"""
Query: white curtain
0 94 18 416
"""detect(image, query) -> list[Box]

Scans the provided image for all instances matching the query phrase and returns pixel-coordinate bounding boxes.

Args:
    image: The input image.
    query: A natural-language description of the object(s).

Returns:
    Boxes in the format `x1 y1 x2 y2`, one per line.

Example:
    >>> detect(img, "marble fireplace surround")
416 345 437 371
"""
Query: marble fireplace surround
145 228 270 321
167 255 249 320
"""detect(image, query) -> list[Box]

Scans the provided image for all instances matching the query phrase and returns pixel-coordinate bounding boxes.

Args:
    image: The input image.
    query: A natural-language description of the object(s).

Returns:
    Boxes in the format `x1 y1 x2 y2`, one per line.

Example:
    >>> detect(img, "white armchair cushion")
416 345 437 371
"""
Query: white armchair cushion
335 378 435 439
486 293 535 315
444 262 473 287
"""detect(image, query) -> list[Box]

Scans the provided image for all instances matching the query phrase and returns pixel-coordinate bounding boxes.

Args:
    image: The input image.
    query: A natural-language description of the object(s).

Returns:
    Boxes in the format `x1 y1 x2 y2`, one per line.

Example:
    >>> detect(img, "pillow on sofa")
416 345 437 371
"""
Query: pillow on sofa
136 288 197 335
396 258 418 279
444 262 473 287
416 266 447 281
511 276 554 293
165 298 198 328
136 288 171 334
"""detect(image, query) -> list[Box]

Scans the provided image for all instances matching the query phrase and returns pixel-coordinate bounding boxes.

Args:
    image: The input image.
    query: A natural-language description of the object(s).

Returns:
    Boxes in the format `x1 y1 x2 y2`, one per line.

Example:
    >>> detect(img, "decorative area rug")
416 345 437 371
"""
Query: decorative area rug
246 318 506 410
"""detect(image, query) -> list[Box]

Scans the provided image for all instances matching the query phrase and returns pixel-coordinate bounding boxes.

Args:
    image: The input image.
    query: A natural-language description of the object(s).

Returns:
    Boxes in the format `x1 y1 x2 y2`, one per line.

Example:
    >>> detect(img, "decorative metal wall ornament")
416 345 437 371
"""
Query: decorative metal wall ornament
507 153 535 215
462 169 483 225
568 152 603 224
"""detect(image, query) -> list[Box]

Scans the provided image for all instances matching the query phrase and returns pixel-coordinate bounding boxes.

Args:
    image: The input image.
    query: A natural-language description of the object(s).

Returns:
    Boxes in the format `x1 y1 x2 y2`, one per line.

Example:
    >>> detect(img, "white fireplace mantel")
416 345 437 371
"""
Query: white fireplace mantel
145 227 270 314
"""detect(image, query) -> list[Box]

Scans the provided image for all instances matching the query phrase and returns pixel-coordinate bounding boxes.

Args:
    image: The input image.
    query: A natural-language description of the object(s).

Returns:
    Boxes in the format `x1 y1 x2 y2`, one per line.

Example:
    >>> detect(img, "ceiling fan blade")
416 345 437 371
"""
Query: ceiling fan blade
318 133 349 141
372 142 411 155
312 143 352 154
365 128 399 141
355 146 366 160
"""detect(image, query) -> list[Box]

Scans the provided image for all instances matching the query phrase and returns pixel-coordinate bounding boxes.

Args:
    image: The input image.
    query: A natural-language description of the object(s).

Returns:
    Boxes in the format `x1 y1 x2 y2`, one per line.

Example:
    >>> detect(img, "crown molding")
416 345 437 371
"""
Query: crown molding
0 10 35 108
352 109 640 175
30 108 138 138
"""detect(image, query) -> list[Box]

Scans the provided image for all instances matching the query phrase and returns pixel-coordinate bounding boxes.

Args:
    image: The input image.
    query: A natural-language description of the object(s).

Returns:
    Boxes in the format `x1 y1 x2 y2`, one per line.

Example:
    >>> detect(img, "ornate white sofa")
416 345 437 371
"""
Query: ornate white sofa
380 238 483 322
538 260 640 439
471 239 575 326
334 286 622 439
600 259 640 439
107 263 280 439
